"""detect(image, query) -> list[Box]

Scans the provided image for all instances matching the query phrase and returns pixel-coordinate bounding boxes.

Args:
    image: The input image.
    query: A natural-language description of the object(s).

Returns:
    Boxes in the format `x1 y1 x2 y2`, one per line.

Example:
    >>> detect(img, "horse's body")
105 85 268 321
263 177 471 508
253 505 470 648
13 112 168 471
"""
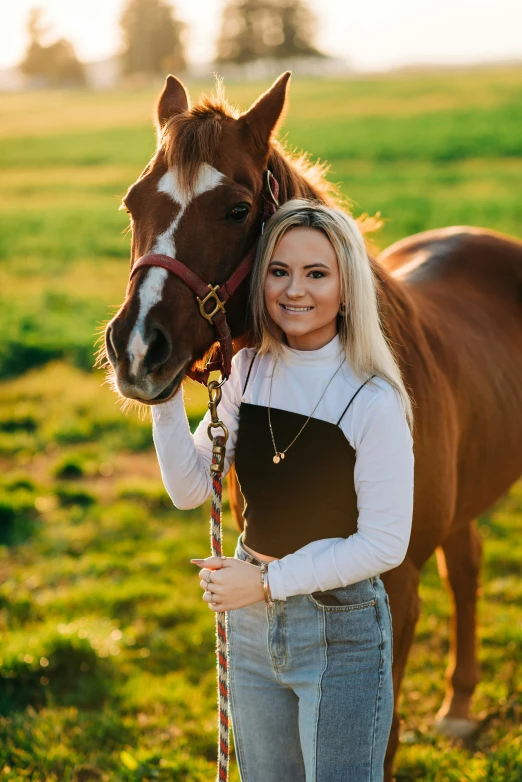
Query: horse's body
376 226 522 761
104 72 522 779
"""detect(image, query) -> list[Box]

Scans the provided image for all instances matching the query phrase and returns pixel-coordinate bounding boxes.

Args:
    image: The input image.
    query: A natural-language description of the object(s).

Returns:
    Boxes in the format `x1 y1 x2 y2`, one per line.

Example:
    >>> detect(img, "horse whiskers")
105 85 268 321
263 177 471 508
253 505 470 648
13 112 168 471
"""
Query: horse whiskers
120 395 147 417
102 366 141 415
93 341 109 371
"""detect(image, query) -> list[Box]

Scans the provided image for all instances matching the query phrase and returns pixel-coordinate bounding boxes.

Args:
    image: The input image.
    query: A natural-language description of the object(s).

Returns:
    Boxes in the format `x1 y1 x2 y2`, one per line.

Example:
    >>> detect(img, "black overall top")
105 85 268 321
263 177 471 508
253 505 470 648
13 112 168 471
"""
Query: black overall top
234 352 376 559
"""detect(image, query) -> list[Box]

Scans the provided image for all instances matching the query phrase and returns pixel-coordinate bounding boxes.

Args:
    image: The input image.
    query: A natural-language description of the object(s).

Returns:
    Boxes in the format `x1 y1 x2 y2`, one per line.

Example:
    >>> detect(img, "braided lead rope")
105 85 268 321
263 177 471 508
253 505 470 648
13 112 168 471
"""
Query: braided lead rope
210 433 229 782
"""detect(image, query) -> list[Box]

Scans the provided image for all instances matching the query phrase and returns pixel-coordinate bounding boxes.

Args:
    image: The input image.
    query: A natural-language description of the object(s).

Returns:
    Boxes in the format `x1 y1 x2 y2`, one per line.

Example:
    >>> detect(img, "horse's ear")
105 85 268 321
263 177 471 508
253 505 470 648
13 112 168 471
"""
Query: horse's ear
238 71 291 158
156 75 190 130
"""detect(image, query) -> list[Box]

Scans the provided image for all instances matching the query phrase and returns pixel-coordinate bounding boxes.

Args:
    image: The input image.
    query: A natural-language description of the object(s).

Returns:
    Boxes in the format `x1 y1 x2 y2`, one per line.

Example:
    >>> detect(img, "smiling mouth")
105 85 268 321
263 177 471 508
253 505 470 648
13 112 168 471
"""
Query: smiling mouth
280 304 314 312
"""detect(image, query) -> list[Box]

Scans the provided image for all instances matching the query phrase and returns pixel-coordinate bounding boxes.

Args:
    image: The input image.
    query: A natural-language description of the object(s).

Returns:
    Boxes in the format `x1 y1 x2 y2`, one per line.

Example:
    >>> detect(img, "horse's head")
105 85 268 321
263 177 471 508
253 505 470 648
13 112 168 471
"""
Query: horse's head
104 71 293 404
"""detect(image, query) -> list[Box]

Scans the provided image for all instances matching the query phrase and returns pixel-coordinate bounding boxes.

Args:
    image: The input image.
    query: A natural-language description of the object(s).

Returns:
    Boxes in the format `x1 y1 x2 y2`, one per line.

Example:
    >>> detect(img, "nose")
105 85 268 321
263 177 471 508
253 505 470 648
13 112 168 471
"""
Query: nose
105 319 172 376
286 274 306 298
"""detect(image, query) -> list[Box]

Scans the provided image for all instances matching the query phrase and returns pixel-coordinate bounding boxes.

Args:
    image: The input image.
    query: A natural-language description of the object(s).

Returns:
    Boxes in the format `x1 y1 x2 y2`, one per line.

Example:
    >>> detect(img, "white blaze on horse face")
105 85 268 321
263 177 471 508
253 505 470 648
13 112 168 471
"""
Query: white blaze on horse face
129 267 168 375
153 164 225 256
128 163 225 377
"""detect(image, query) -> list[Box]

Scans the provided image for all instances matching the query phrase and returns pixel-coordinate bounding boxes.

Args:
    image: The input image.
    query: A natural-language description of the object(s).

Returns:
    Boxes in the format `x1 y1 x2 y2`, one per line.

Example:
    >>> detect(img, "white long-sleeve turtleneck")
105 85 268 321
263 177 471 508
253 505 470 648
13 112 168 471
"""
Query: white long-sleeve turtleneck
151 334 414 601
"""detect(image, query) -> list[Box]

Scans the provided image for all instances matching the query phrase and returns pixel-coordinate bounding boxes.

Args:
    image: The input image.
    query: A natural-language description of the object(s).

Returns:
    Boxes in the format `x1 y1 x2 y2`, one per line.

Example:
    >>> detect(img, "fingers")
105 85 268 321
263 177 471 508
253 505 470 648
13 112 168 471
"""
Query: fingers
191 556 230 611
198 566 224 582
190 556 227 570
202 588 226 611
200 578 222 590
201 583 222 598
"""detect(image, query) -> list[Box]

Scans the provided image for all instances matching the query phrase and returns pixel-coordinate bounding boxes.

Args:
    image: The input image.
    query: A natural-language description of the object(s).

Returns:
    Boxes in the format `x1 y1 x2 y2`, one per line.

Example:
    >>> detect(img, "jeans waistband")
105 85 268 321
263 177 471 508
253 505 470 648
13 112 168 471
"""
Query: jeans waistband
235 533 272 566
235 533 381 589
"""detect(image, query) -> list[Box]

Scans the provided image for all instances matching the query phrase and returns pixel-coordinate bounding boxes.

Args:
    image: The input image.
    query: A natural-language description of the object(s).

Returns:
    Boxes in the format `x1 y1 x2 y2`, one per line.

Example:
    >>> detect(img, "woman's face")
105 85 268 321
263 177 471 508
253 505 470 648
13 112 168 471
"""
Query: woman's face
264 226 342 351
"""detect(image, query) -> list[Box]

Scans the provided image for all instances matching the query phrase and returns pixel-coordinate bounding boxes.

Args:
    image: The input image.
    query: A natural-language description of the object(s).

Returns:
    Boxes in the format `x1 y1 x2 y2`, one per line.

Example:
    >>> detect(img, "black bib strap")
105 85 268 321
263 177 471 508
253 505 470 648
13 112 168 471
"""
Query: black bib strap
336 374 377 426
242 351 258 395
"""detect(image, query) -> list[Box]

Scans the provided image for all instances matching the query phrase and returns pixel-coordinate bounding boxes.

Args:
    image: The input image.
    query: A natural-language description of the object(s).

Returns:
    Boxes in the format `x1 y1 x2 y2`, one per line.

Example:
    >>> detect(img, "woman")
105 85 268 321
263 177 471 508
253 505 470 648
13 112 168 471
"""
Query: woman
151 199 415 781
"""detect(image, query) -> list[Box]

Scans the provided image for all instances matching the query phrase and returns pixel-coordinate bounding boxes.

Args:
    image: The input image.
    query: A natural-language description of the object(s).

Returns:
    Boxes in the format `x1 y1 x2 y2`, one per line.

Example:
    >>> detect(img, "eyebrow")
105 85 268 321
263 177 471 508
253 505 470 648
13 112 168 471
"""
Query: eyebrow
268 260 331 270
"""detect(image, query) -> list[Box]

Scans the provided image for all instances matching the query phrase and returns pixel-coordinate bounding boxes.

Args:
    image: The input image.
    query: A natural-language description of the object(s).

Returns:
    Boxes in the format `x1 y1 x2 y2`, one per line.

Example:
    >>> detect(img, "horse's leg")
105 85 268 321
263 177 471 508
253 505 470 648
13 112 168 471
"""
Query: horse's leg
381 558 421 782
227 464 245 534
434 519 482 737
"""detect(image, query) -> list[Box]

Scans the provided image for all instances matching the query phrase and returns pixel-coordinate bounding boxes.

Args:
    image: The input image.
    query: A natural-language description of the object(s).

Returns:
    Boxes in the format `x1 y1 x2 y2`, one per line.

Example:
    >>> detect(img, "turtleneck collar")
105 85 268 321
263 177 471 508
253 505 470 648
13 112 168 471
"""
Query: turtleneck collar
279 333 345 370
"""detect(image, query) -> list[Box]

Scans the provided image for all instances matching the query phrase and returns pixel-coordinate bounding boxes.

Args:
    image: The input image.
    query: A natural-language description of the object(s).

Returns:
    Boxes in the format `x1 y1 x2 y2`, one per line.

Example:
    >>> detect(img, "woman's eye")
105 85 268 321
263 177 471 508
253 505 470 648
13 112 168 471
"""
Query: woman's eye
269 269 326 278
226 204 250 223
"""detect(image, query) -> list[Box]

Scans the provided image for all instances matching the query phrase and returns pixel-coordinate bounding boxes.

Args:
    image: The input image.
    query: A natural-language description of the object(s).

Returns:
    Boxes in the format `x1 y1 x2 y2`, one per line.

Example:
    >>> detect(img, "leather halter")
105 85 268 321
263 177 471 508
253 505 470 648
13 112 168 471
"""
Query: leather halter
128 170 280 385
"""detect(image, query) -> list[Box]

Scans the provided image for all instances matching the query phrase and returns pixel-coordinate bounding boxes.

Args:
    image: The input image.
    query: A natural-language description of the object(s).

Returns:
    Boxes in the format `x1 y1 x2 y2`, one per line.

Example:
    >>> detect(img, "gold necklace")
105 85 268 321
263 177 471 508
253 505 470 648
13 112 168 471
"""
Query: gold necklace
267 355 345 464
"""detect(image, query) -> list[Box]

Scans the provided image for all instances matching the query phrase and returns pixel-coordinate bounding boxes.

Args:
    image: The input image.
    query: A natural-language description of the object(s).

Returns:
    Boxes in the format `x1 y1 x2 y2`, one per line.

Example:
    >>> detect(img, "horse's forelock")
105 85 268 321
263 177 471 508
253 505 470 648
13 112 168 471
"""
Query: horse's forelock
160 91 240 199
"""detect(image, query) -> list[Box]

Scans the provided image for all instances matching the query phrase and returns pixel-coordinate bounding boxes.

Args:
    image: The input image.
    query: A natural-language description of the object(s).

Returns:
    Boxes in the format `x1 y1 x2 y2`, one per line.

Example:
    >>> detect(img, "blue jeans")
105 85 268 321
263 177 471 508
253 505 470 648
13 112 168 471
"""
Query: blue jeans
226 533 394 782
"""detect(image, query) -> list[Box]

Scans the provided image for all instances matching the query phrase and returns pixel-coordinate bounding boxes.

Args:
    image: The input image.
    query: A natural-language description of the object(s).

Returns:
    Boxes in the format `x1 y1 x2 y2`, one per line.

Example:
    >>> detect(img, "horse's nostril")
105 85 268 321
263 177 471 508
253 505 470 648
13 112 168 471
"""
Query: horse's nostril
106 323 119 363
146 325 172 372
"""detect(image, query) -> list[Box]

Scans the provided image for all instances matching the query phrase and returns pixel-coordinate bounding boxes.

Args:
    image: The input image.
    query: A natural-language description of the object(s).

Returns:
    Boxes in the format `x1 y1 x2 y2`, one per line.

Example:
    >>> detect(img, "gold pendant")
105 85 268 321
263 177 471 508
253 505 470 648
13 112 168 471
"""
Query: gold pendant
280 452 285 459
273 454 280 464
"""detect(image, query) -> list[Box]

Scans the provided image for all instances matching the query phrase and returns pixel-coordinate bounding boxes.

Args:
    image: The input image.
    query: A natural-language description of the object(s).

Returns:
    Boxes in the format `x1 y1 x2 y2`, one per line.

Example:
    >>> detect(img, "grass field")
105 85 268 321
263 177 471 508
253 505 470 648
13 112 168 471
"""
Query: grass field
1 66 522 780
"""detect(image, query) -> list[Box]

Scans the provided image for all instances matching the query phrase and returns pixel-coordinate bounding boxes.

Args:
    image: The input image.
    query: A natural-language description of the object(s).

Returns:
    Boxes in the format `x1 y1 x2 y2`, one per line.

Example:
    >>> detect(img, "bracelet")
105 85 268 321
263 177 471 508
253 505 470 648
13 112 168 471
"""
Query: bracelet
259 563 274 607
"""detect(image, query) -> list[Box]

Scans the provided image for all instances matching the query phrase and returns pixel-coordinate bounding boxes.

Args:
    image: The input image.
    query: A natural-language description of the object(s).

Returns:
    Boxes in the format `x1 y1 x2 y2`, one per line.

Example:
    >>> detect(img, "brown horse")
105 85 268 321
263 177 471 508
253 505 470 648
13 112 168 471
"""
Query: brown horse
103 72 522 780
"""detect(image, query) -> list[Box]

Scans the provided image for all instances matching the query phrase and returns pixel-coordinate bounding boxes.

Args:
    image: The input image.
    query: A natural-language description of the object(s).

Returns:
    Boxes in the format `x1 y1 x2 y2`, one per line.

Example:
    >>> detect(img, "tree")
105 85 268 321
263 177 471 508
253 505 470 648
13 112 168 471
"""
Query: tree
120 0 187 78
216 0 323 65
20 8 86 87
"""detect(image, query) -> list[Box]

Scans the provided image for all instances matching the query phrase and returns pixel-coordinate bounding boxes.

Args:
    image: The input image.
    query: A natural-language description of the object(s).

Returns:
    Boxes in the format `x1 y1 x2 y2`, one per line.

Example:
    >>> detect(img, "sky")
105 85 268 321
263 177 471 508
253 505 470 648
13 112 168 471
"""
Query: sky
1 0 521 73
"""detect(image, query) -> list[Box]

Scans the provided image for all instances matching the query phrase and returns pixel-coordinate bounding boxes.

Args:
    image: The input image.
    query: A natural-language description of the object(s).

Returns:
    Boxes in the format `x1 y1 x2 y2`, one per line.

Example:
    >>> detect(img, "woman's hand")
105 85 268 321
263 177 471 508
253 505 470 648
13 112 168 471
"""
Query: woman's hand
190 556 266 611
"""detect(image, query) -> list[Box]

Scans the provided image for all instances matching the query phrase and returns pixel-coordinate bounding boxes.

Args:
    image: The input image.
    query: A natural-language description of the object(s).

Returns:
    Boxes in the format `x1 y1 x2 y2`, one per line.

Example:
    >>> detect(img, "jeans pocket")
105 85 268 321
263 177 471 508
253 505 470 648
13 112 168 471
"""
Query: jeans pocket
307 580 377 611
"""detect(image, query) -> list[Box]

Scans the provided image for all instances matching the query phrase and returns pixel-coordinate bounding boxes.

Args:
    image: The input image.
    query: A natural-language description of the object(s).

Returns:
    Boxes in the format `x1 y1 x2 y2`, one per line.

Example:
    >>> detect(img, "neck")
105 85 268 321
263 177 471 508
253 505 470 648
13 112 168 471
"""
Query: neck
279 333 343 369
284 325 339 351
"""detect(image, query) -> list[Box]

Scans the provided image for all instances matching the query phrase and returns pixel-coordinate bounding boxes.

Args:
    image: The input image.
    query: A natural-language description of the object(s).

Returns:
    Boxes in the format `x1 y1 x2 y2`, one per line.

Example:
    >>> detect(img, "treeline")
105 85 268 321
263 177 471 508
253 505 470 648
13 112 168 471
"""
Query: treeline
20 0 323 88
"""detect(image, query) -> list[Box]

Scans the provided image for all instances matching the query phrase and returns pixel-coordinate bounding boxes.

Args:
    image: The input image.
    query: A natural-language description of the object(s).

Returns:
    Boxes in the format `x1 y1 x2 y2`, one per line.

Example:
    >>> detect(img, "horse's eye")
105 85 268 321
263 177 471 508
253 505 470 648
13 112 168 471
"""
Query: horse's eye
227 204 250 224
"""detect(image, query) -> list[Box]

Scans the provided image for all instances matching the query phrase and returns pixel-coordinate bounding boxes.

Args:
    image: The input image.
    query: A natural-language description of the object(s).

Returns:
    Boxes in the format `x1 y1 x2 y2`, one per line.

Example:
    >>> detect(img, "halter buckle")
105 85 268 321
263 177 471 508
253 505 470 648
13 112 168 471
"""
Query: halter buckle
197 284 226 324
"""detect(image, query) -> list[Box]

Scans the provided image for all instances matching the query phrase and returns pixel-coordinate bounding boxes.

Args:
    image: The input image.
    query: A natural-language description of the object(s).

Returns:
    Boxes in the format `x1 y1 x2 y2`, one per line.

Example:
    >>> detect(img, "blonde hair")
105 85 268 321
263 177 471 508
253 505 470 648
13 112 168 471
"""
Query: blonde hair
248 199 414 434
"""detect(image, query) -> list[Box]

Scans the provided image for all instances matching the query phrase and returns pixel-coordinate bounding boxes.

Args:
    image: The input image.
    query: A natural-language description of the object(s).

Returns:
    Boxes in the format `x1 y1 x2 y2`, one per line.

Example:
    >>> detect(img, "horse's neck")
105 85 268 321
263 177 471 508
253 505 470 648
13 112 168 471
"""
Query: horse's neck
373 260 417 363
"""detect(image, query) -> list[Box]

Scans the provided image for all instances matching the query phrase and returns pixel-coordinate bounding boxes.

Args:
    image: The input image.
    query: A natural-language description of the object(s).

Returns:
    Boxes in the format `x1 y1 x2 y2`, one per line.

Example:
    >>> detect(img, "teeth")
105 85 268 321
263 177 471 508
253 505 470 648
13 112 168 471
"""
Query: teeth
282 305 313 312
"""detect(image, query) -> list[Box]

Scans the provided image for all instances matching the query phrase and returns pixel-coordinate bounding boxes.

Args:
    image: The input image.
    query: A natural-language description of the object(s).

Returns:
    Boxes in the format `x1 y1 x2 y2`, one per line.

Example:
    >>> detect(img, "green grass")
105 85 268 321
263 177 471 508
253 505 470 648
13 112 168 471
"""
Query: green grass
1 66 521 779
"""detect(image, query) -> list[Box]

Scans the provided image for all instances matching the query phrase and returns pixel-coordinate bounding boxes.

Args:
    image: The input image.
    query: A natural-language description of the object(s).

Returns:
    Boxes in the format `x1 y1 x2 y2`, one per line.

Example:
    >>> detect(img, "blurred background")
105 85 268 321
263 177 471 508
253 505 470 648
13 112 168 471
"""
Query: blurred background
1 2 521 780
